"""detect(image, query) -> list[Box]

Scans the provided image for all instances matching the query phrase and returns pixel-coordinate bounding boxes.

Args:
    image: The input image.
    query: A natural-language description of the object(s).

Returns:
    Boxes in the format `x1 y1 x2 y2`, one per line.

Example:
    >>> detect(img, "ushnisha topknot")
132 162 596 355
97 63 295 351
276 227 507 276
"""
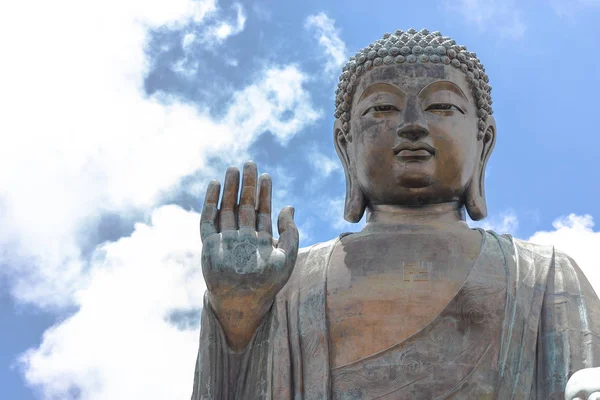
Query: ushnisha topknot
334 28 493 139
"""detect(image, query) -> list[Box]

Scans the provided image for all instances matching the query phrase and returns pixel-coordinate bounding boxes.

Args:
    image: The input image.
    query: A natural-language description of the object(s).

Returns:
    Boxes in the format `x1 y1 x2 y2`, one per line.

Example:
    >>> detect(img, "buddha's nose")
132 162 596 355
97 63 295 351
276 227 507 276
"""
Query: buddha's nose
396 97 429 141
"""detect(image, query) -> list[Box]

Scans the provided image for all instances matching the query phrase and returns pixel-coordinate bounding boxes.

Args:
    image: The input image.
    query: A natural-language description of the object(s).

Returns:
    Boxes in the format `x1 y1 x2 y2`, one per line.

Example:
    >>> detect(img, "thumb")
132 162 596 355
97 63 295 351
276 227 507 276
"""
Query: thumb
277 206 299 256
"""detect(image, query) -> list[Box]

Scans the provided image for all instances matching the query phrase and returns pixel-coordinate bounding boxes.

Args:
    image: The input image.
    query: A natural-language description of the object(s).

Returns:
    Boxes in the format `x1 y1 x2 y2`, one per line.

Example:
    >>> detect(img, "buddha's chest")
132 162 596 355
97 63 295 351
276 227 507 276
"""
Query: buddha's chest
325 232 481 369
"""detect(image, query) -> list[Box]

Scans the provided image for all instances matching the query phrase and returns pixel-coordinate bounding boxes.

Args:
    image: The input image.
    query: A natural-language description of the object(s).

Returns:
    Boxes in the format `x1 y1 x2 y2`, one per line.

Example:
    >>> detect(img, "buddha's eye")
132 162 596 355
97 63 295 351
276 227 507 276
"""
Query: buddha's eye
425 104 464 114
362 104 399 115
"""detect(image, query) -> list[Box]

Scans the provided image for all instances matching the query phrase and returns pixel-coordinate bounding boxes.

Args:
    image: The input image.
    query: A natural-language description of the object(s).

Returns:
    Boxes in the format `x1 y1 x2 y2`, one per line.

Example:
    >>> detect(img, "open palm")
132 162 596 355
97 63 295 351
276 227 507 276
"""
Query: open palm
200 161 299 342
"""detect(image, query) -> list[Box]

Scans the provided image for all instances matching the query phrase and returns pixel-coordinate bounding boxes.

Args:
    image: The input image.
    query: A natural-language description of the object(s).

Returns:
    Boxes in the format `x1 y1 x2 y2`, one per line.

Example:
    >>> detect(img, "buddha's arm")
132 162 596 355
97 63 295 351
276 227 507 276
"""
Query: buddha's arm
192 163 299 399
191 246 311 400
190 294 274 400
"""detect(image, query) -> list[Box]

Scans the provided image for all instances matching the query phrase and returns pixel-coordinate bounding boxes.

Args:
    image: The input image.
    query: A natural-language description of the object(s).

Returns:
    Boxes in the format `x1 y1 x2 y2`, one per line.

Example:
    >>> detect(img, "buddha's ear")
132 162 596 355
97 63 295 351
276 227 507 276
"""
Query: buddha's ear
333 120 366 223
465 115 496 221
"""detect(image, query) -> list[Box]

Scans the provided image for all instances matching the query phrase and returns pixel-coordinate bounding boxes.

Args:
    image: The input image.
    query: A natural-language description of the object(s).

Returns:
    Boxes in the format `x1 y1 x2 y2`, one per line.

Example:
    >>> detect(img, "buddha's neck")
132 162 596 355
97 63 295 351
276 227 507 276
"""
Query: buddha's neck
363 202 470 234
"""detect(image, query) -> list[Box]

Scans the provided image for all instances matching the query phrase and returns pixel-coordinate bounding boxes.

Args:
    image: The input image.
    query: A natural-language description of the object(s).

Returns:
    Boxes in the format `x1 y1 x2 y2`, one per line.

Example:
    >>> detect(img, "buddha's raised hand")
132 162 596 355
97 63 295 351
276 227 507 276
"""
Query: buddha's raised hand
200 161 299 350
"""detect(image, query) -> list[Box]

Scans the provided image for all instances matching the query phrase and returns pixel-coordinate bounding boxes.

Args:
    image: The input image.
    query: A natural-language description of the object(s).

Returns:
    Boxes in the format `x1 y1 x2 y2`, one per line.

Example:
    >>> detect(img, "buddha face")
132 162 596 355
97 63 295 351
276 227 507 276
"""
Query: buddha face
335 62 495 209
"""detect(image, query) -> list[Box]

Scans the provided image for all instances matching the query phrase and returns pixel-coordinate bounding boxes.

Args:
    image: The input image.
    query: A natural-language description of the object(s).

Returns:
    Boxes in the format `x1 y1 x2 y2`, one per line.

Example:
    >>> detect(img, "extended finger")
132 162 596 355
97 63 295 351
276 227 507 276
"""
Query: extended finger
200 180 220 241
219 166 240 232
256 173 272 236
276 206 299 257
238 161 258 230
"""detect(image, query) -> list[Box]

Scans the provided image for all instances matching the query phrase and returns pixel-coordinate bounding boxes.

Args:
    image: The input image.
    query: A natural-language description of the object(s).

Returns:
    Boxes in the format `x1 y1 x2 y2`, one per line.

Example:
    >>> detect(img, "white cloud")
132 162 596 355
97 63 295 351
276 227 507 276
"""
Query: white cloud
304 12 348 77
0 0 214 310
176 3 246 75
19 205 204 400
0 0 321 397
0 0 319 312
200 3 246 45
528 214 600 296
449 0 526 40
0 0 320 399
224 66 322 144
183 32 197 49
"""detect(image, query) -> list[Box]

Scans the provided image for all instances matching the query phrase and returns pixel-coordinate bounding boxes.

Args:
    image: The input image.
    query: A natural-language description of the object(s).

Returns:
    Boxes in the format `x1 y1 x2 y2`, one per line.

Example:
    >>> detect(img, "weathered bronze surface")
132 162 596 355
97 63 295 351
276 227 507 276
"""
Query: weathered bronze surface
191 29 600 399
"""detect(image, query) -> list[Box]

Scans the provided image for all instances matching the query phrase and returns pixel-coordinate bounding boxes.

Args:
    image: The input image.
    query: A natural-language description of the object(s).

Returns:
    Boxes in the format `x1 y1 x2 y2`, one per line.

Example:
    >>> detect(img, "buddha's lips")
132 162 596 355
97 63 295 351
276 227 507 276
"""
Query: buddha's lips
393 142 436 158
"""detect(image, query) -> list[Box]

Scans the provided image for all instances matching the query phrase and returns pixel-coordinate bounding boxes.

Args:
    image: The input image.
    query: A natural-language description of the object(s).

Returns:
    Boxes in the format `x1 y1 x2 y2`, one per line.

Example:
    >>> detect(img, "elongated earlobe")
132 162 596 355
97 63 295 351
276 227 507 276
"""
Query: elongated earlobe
344 170 366 223
465 124 495 221
465 169 487 221
333 124 366 223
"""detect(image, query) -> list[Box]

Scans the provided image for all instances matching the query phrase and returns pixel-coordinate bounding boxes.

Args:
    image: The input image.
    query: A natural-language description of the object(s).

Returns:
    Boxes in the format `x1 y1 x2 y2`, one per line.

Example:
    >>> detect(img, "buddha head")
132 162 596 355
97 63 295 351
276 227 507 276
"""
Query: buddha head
333 28 496 223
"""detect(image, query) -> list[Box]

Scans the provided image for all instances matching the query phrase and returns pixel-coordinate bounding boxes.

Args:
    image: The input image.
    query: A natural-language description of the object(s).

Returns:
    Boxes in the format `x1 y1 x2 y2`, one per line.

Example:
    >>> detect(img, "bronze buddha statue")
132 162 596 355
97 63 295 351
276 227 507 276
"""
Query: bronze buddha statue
191 29 600 399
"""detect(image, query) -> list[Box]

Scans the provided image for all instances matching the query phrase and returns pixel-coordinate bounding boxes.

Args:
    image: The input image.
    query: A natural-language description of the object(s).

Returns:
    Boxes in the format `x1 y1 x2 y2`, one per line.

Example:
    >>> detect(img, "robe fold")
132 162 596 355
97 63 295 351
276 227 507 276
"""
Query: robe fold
191 231 600 399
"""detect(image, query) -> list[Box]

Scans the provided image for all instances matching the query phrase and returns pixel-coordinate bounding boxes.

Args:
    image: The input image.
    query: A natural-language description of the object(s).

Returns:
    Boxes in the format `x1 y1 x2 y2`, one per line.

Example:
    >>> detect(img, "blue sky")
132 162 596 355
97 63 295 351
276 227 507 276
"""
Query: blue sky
1 0 599 398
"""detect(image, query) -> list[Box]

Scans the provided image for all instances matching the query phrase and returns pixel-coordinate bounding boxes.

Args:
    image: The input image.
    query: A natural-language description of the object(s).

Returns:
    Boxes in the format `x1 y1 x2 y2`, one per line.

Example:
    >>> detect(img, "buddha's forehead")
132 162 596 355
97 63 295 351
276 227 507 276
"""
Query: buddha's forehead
353 63 470 104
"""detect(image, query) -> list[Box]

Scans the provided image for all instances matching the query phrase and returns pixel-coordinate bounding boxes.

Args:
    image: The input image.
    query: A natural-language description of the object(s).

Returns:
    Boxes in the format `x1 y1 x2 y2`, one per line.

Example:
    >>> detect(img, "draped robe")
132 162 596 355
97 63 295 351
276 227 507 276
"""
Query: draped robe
191 231 600 399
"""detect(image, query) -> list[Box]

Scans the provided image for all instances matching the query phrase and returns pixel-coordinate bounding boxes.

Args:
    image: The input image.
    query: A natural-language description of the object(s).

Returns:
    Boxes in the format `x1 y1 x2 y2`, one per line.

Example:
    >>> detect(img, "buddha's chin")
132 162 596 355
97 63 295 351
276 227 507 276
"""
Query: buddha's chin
394 157 436 182
394 164 435 188
398 174 433 188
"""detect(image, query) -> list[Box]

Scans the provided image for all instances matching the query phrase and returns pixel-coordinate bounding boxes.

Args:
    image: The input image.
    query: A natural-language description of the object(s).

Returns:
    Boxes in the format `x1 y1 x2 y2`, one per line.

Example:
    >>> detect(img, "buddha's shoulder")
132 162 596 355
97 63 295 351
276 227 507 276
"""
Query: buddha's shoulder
486 230 585 280
488 231 553 257
488 230 570 259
